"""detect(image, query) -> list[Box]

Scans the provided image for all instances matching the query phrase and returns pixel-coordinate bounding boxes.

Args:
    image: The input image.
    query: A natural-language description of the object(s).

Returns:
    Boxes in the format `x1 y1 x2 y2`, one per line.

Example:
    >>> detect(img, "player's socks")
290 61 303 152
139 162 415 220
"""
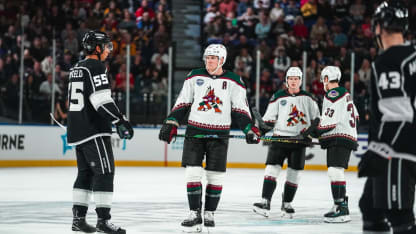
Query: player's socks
187 182 202 210
205 184 222 211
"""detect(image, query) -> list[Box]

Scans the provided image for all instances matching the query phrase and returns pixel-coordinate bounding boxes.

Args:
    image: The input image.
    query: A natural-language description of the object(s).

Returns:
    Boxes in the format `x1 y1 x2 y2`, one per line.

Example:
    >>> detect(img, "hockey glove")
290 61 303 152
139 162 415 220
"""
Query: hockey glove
358 151 389 178
244 124 261 144
159 118 179 144
301 118 320 139
115 117 134 140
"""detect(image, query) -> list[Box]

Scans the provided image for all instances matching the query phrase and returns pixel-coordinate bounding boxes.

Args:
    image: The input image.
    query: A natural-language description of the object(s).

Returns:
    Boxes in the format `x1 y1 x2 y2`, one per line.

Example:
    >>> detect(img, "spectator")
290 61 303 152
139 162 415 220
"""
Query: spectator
64 31 79 56
137 12 154 36
309 16 328 41
115 63 134 92
253 0 271 10
255 11 271 40
234 48 253 75
135 0 155 22
273 47 291 72
332 24 348 47
300 0 317 26
54 97 69 125
293 16 308 39
118 9 136 31
219 0 237 16
237 0 250 17
269 2 285 23
358 59 371 84
285 0 301 25
39 73 62 97
349 0 366 23
103 0 121 19
41 56 53 75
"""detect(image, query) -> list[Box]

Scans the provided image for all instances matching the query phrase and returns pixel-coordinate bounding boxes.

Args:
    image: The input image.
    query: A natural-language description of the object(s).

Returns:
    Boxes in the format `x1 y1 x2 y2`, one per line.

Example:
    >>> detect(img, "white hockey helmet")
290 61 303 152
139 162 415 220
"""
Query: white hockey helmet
285 67 302 87
203 44 227 66
320 66 341 83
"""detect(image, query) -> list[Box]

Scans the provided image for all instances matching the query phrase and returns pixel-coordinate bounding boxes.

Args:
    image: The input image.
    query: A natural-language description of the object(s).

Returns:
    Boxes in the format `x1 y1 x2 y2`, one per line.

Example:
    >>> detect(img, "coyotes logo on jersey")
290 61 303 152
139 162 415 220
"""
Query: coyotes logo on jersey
198 86 223 113
287 104 307 126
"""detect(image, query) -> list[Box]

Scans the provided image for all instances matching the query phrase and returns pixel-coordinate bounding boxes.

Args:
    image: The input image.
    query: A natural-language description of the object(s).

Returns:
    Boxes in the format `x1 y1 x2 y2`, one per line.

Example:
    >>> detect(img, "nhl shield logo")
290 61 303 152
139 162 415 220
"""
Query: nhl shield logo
196 79 204 86
280 100 287 106
328 90 339 98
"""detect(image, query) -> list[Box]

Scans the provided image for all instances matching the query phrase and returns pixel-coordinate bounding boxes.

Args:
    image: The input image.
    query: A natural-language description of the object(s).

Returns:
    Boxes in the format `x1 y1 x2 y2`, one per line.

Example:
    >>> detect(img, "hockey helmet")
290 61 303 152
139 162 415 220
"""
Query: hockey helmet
372 1 408 34
82 31 113 55
203 44 227 66
320 66 341 83
285 67 302 87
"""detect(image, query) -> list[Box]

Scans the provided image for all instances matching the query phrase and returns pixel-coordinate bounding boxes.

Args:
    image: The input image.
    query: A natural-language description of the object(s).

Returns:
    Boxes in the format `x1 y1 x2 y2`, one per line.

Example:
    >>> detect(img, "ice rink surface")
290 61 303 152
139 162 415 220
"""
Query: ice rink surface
0 167 368 234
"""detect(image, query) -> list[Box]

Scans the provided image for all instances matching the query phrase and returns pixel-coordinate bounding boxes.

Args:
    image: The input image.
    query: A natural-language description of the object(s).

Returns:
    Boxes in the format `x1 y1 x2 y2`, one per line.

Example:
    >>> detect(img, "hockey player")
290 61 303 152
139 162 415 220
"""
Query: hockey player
67 31 134 234
158 44 261 232
252 67 320 218
358 1 416 233
303 66 359 223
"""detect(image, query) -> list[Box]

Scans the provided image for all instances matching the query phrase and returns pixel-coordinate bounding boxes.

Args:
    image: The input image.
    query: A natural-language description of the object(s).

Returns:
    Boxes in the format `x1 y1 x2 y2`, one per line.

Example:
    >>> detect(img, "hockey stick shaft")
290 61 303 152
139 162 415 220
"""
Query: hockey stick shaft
175 134 319 145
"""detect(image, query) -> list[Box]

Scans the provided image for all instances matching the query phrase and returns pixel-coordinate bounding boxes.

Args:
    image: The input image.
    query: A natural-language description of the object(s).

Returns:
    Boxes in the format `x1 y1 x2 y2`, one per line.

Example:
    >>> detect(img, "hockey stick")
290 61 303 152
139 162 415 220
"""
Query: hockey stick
175 134 319 145
49 113 117 134
251 107 273 133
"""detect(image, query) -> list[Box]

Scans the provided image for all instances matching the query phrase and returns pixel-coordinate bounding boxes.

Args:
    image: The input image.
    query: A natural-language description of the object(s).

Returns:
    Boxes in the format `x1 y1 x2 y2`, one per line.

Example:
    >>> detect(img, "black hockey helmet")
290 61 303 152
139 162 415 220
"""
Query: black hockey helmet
82 31 113 55
371 1 408 34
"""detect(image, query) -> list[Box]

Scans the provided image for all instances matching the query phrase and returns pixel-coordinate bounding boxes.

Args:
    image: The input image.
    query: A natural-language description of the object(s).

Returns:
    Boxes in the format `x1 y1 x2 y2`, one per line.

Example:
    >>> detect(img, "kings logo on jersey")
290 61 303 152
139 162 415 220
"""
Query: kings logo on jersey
287 104 307 126
197 86 223 113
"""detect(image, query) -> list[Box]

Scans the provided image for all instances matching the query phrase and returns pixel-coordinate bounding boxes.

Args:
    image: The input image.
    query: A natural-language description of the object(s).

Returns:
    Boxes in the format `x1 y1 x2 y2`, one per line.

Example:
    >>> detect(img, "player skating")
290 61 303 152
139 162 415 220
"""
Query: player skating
67 31 134 234
159 44 261 232
252 67 320 218
358 1 416 233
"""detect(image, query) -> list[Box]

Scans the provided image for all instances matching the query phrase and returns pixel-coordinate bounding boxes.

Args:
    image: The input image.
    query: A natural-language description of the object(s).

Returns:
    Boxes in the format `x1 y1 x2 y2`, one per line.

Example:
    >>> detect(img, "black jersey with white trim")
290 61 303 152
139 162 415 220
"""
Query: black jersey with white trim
67 59 122 145
368 43 416 161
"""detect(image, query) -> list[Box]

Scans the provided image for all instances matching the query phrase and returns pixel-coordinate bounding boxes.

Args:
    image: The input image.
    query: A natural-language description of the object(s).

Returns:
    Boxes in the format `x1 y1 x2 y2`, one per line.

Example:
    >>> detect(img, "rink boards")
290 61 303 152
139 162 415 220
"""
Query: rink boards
0 124 367 170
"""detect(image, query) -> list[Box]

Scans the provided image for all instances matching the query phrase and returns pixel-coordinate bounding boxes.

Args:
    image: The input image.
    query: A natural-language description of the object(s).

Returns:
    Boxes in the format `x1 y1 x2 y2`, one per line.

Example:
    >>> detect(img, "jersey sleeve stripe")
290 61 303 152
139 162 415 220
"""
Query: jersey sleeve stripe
101 105 120 123
89 89 114 110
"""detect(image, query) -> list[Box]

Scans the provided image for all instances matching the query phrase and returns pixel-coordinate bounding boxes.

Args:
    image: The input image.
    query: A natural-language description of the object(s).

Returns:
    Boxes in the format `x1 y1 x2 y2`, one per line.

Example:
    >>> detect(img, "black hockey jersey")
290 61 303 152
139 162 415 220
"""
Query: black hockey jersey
368 43 416 162
67 59 122 145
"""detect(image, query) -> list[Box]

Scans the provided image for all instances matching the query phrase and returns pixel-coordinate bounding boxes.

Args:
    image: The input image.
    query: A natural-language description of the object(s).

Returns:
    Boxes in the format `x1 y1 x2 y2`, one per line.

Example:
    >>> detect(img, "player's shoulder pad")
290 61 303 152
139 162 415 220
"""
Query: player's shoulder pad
186 68 209 79
221 70 246 88
325 87 347 102
299 90 318 102
270 89 288 102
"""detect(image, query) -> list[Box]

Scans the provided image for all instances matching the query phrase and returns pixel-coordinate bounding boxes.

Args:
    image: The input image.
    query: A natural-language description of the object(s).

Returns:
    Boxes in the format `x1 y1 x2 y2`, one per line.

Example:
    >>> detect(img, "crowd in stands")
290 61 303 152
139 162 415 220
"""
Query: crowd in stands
203 0 416 129
0 0 172 124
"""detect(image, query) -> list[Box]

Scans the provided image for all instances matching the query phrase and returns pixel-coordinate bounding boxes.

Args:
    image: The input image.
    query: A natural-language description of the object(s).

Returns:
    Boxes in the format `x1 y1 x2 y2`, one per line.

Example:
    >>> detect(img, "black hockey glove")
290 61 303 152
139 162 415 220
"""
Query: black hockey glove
159 118 179 144
358 151 389 178
115 117 134 140
245 124 261 144
301 118 320 139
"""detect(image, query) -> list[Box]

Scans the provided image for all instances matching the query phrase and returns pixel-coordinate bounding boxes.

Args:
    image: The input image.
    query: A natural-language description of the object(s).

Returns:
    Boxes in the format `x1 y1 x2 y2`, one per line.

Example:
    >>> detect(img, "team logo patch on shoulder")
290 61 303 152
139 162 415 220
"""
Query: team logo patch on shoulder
280 100 287 106
196 79 204 86
328 90 339 98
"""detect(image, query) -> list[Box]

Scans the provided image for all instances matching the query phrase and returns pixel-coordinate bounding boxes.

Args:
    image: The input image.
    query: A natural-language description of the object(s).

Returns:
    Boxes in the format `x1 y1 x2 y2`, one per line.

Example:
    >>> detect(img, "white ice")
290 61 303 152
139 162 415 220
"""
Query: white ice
0 167 368 234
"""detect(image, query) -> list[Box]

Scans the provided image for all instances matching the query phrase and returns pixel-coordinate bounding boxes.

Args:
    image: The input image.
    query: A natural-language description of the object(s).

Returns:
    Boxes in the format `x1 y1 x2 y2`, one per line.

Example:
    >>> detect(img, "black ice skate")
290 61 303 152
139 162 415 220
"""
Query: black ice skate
181 209 202 233
253 198 270 217
281 202 295 219
72 217 96 233
96 219 126 234
204 211 215 227
324 197 351 223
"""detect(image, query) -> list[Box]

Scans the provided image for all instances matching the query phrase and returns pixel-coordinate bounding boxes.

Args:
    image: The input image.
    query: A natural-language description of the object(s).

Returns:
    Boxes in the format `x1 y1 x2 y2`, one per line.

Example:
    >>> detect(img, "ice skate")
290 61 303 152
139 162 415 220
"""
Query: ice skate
181 210 202 233
204 211 215 227
324 197 351 223
96 219 126 234
281 202 295 219
253 198 270 217
72 217 96 233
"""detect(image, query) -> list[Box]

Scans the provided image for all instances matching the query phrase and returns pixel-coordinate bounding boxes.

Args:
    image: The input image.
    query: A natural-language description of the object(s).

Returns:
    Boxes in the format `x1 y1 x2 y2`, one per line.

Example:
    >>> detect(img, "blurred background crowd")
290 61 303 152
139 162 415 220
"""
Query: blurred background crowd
0 0 415 132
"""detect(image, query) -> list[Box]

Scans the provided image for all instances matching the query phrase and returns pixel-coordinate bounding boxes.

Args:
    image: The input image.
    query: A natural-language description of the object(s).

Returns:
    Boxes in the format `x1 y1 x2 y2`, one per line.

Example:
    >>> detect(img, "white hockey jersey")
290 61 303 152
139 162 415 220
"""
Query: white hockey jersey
263 89 320 136
168 68 252 134
318 86 359 150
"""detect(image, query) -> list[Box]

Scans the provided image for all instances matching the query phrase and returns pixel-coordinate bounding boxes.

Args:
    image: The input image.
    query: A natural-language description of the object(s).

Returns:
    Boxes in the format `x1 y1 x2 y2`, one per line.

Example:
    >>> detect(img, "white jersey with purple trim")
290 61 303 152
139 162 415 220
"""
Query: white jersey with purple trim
318 86 359 149
170 68 251 132
263 89 320 136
